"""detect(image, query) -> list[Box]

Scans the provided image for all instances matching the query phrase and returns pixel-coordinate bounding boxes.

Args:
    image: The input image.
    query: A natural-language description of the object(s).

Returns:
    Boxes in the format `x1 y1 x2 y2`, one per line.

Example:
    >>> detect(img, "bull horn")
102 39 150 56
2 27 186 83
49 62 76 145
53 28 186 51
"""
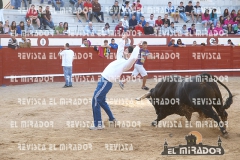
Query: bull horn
135 92 151 101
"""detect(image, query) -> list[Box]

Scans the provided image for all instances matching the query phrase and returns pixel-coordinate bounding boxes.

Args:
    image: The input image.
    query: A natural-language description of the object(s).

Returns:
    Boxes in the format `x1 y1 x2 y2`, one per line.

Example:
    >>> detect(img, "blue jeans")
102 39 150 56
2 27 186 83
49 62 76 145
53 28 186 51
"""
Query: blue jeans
134 11 142 21
92 76 115 127
43 19 54 28
93 12 104 22
87 12 93 21
52 0 64 11
179 12 188 22
63 66 72 86
14 0 20 9
212 19 218 27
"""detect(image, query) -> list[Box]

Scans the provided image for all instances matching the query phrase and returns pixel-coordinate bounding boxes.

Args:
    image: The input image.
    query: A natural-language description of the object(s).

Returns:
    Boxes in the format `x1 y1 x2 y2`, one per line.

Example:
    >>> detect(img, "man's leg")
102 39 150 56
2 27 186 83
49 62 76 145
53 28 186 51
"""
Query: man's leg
63 66 68 87
69 66 73 86
60 0 64 7
52 0 58 11
93 12 101 22
100 11 104 22
136 64 148 90
91 77 113 128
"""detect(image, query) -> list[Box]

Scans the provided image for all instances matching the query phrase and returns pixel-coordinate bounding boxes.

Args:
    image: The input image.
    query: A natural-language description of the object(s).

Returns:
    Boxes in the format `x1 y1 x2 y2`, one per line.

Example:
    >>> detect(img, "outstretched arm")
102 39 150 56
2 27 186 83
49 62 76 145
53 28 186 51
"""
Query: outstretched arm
116 34 127 60
124 41 142 70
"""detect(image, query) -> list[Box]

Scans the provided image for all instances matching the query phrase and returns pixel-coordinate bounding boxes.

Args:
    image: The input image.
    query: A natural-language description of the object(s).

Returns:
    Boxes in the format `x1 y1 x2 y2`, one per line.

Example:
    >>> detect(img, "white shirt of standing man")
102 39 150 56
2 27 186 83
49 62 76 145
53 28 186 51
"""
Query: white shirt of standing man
58 43 75 67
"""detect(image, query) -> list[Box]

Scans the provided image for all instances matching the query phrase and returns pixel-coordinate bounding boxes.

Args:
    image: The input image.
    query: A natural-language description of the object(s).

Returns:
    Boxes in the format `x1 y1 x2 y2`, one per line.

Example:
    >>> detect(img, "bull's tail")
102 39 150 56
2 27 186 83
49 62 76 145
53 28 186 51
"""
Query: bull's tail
202 73 233 109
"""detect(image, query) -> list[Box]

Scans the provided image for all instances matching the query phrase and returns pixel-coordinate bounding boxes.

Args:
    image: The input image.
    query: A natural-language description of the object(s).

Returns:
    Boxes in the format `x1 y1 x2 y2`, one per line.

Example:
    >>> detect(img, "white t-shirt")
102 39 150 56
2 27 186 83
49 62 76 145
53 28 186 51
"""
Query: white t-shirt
101 39 140 82
60 49 75 66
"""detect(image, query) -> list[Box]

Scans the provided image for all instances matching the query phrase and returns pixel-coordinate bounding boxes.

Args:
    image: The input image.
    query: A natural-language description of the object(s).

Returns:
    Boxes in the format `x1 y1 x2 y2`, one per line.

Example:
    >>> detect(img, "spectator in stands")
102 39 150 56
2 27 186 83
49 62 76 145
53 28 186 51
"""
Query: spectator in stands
122 15 129 31
176 39 186 47
75 0 85 23
169 22 176 35
0 21 3 34
8 34 18 49
208 23 217 35
185 1 194 23
92 0 104 23
235 23 240 35
81 38 90 47
10 21 17 34
168 39 177 47
223 9 229 20
236 10 240 23
162 14 170 27
37 6 45 30
223 15 234 33
14 0 27 10
188 23 196 35
178 2 189 23
181 24 188 35
101 40 111 48
155 16 163 27
219 16 224 27
129 15 137 29
135 21 144 35
26 5 41 30
55 22 64 34
133 0 142 22
52 0 64 11
109 1 120 23
202 9 211 29
166 2 179 23
161 22 170 35
25 19 35 34
84 22 97 35
16 21 24 34
215 22 224 35
210 9 218 27
139 16 146 27
84 0 93 22
143 22 154 35
3 20 10 34
109 38 118 49
230 9 236 20
232 17 239 33
193 1 202 24
114 20 124 35
42 6 54 30
101 22 110 35
19 36 31 48
63 22 69 35
147 14 155 27
120 1 132 20
211 39 219 46
192 41 197 46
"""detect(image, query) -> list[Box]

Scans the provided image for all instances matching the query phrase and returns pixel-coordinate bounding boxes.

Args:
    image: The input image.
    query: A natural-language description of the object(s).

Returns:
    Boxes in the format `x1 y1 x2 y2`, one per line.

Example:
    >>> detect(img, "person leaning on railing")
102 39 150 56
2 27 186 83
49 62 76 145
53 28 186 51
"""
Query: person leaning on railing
8 34 19 50
19 35 31 48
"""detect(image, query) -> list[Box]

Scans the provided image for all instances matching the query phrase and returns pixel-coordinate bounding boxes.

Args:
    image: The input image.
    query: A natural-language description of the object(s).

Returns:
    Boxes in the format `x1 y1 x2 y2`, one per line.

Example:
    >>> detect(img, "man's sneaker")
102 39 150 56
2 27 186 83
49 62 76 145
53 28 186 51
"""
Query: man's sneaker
89 126 104 130
186 20 190 23
109 119 117 127
68 85 73 87
119 82 124 90
62 85 68 88
142 86 149 90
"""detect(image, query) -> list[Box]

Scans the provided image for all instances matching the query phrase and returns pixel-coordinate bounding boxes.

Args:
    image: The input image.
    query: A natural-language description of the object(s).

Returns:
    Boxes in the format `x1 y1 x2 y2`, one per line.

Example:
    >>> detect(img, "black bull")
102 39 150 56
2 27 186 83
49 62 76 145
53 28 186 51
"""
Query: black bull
136 73 233 136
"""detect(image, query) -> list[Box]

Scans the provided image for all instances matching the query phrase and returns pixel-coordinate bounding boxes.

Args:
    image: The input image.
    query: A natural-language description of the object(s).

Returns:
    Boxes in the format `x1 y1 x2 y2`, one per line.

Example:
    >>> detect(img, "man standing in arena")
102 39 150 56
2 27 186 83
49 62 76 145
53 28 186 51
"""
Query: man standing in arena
119 41 151 90
90 34 141 130
58 43 75 88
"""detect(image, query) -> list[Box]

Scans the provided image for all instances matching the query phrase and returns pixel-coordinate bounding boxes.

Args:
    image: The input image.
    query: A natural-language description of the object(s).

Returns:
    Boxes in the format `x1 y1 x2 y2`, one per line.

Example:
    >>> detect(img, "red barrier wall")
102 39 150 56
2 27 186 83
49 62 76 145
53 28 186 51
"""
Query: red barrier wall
1 46 240 85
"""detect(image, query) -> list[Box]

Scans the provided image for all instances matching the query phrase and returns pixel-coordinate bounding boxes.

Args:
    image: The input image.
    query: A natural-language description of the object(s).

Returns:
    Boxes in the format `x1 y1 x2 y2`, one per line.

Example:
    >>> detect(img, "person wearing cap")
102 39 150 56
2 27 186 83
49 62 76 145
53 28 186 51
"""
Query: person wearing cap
58 43 75 88
185 1 194 23
8 34 18 50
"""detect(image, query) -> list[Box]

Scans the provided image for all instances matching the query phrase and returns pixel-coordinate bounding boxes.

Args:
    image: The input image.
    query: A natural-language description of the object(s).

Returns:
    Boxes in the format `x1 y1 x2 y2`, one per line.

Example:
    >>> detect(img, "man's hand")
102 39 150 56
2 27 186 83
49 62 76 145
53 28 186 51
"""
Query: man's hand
58 49 62 56
136 41 142 47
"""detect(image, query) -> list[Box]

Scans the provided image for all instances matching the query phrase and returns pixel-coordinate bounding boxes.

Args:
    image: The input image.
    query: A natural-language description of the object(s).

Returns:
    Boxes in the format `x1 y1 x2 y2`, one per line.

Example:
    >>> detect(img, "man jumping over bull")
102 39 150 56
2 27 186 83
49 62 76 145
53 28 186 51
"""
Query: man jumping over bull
90 34 142 130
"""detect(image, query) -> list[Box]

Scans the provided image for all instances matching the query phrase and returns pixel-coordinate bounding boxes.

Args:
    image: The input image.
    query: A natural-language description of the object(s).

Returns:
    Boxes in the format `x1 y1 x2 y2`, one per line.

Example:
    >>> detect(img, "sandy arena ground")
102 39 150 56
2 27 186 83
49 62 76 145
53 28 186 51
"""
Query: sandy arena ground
0 77 240 160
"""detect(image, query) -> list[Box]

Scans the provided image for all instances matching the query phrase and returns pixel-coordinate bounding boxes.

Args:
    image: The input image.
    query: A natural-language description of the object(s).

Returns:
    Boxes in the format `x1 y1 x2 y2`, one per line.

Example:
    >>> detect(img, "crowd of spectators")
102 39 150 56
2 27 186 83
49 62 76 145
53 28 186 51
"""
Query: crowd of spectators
0 0 239 36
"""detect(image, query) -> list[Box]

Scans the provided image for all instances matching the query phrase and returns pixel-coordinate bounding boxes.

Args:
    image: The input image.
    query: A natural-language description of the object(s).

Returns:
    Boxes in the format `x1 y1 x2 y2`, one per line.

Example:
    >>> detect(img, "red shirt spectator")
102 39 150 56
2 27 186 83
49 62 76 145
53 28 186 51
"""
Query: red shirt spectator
84 0 92 8
115 21 124 35
155 16 163 27
136 0 142 11
135 22 144 34
26 5 38 18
